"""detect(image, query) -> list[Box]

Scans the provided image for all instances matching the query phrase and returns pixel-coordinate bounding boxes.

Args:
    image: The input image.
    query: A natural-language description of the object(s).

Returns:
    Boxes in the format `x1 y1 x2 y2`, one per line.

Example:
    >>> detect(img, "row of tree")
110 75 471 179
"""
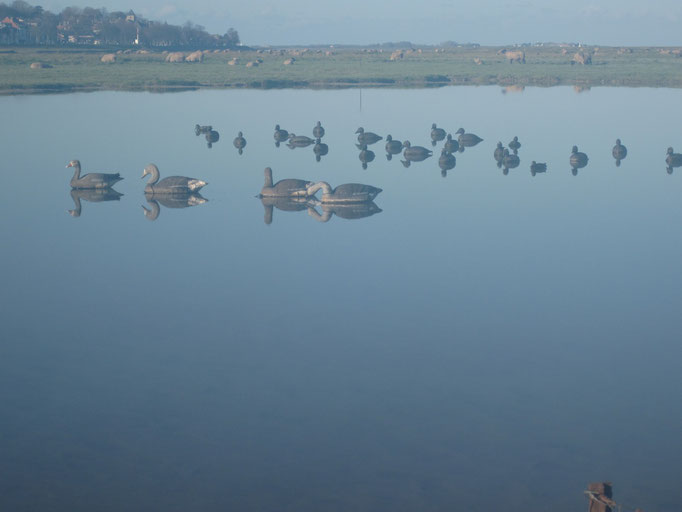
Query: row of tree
0 0 239 47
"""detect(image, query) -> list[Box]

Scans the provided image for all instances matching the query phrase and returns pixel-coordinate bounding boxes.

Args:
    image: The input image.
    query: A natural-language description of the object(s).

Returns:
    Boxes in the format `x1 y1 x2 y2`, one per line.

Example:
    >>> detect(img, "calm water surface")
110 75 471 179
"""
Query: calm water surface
1 86 681 512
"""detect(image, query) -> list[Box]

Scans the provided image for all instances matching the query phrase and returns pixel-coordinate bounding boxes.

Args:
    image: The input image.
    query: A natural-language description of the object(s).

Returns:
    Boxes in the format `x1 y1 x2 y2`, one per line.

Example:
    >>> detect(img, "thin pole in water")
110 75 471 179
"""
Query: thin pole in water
359 88 362 112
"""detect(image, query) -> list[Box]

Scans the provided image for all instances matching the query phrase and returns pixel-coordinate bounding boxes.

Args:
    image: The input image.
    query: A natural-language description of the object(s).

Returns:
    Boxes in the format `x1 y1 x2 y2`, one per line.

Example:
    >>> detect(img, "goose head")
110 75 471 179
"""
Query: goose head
142 163 159 179
66 159 80 169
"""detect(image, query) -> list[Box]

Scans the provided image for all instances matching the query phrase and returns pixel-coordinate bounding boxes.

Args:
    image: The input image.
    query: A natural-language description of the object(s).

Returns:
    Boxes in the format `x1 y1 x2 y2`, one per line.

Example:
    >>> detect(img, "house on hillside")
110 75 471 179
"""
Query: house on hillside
126 10 136 22
0 17 28 44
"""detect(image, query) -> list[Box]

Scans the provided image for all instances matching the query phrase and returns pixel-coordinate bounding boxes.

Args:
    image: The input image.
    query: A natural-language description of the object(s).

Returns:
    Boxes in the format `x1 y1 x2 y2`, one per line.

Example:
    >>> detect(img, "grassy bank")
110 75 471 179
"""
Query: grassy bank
2 45 682 94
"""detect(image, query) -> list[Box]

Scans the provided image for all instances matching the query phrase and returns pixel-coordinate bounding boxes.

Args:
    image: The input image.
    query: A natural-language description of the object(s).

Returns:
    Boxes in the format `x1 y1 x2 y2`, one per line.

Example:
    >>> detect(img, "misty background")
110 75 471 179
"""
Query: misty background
32 0 682 46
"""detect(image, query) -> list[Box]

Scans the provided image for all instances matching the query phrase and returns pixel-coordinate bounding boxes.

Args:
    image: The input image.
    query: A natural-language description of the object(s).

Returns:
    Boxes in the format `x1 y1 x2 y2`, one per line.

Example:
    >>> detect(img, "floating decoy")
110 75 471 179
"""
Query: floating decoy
530 161 547 176
306 182 382 203
142 163 207 194
455 128 484 147
233 131 246 154
666 147 682 174
67 188 123 217
509 136 521 154
570 145 589 174
356 127 382 145
359 144 375 170
205 130 220 148
313 139 329 162
274 124 289 147
438 148 456 176
313 121 325 139
195 124 212 136
444 134 459 154
142 193 207 221
502 148 520 172
494 142 505 167
66 160 123 189
287 133 315 148
307 200 382 222
259 167 312 198
385 135 403 160
430 123 446 146
402 140 433 161
612 139 627 166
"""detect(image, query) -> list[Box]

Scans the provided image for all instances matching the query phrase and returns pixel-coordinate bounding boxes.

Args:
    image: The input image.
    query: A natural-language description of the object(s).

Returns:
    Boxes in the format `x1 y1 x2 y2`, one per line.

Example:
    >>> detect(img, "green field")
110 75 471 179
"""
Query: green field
2 45 682 93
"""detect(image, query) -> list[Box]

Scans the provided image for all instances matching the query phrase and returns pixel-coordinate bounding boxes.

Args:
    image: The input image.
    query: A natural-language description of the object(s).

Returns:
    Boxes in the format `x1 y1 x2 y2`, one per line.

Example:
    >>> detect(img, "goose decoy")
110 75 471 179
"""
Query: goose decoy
612 139 627 166
306 182 382 203
438 148 456 176
66 160 123 189
430 123 446 146
142 163 207 194
195 124 212 136
502 148 520 172
259 167 312 197
313 139 329 162
67 187 123 217
402 140 433 161
274 124 289 147
455 128 484 147
570 145 589 174
509 136 521 154
142 193 207 221
359 144 375 170
385 135 403 160
307 200 382 222
444 134 459 154
666 147 682 174
313 121 325 139
205 129 220 148
356 127 383 145
287 133 315 148
530 161 547 176
493 142 505 167
233 131 246 154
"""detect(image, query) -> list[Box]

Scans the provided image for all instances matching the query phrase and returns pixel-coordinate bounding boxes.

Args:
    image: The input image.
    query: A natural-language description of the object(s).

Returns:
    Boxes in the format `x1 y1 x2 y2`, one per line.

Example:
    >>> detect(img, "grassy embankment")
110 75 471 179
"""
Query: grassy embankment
2 45 682 94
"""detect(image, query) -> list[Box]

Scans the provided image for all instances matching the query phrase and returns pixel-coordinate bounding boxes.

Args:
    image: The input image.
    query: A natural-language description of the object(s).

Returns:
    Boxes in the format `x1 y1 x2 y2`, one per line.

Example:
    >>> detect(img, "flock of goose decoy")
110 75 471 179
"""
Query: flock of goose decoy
64 121 682 221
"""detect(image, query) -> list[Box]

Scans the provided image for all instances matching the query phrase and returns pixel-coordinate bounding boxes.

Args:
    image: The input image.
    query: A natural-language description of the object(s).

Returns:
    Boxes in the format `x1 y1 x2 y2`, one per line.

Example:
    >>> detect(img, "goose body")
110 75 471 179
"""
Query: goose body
233 131 247 154
142 163 207 194
570 146 589 171
66 160 123 189
502 149 520 170
274 125 289 146
444 134 459 154
439 148 456 172
287 134 315 147
402 140 433 161
509 136 521 153
259 167 312 197
431 123 446 146
195 124 212 136
205 130 220 148
306 182 382 203
385 135 403 159
612 139 627 166
456 128 484 147
530 161 547 176
666 147 682 171
313 121 325 139
494 142 505 165
356 127 383 145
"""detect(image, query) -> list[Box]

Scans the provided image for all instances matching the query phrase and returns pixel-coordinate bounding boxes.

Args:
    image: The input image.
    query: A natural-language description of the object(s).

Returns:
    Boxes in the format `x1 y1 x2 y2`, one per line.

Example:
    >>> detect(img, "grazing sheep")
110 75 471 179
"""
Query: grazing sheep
390 50 404 61
165 52 185 63
100 54 116 63
246 61 259 67
473 57 483 65
30 62 52 69
283 58 295 65
572 51 592 65
185 51 204 62
497 49 525 63
228 58 239 65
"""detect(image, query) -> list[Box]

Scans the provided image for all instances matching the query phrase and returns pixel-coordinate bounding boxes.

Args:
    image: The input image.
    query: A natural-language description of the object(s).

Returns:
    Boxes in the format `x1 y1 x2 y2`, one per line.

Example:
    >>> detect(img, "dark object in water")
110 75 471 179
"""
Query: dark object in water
356 127 382 145
456 127 483 147
444 134 459 154
142 192 207 221
570 145 589 174
313 139 329 162
612 139 627 166
205 130 219 148
274 124 289 147
666 147 682 174
195 124 212 136
233 131 246 154
530 161 547 176
385 135 403 160
142 163 207 194
430 123 446 146
306 182 382 203
502 148 520 171
259 167 311 198
287 133 315 148
66 160 123 189
439 148 456 176
509 136 521 154
313 121 325 139
359 144 375 169
494 142 505 167
67 187 123 217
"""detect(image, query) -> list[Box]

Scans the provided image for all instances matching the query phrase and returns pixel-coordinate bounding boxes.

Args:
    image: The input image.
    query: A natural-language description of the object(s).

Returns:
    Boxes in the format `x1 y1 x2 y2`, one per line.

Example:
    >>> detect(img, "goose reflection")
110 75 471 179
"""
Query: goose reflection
612 139 627 166
313 139 329 162
530 161 547 176
358 144 375 169
494 142 505 168
443 134 459 154
233 131 246 154
274 124 289 147
205 129 220 149
142 192 207 221
666 147 682 174
195 124 212 136
287 134 315 148
313 121 325 139
67 187 123 217
502 148 520 174
430 123 446 146
260 195 310 225
307 199 382 222
570 145 589 175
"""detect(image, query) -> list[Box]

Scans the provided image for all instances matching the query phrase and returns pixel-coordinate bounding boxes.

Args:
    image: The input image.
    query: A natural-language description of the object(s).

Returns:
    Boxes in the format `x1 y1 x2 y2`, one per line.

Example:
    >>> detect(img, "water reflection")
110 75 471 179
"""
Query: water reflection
233 131 246 155
287 134 315 148
273 124 289 147
312 121 325 139
194 124 212 136
307 200 382 222
502 148 520 175
494 142 505 168
358 144 375 169
438 148 456 177
205 130 220 149
259 195 309 225
430 123 446 146
142 192 207 221
67 187 123 217
443 133 459 154
313 139 329 162
509 136 521 154
385 135 403 161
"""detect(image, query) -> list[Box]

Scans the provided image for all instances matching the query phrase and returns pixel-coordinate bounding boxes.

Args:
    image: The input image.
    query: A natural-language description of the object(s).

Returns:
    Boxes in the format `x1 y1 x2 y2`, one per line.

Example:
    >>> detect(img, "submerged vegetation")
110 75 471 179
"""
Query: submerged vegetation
2 45 682 94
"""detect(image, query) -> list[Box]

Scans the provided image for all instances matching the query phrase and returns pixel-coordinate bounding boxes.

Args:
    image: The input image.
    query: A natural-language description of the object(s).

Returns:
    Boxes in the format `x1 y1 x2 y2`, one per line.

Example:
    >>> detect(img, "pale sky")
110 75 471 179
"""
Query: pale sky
39 0 682 46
